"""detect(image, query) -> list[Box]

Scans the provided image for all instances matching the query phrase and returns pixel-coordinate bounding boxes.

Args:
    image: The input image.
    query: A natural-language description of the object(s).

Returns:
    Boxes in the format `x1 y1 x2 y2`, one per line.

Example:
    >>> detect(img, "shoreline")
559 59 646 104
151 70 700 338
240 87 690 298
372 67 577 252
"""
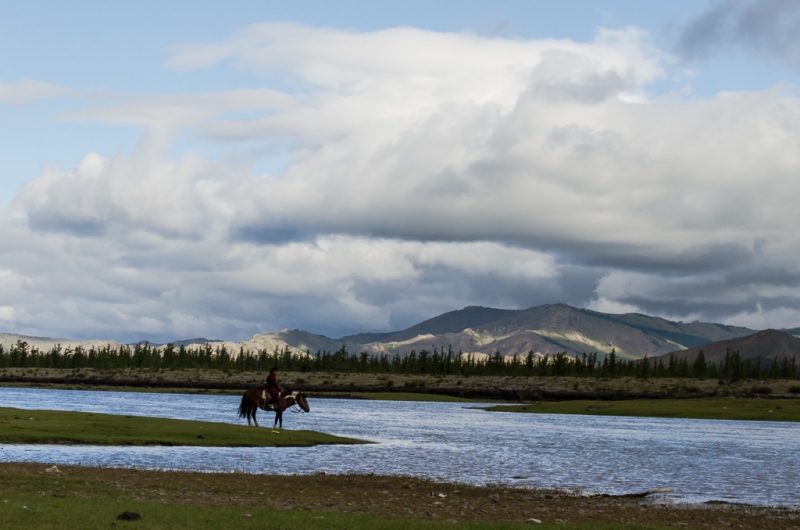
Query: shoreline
0 407 366 447
3 367 800 401
4 368 800 421
481 398 800 422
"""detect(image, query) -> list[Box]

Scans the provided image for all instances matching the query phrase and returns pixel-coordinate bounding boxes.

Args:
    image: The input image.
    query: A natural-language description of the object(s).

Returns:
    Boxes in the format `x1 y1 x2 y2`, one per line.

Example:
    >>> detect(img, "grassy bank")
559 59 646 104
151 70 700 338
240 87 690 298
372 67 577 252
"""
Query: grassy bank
482 398 800 422
1 495 646 530
2 463 797 529
0 407 364 447
4 368 800 401
0 383 501 402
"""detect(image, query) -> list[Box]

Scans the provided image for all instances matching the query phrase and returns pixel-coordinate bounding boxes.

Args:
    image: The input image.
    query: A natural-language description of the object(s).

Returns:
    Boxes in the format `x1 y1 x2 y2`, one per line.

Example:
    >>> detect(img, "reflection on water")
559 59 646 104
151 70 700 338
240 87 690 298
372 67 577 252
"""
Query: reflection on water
1 387 798 506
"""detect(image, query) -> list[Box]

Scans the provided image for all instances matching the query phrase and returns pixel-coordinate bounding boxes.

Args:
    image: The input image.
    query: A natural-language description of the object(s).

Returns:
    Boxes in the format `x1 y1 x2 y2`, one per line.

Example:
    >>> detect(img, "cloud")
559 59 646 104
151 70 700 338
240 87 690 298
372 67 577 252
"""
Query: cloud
0 206 569 340
4 23 800 340
63 89 293 130
587 298 642 316
675 0 800 70
0 306 15 323
725 304 800 330
0 79 77 105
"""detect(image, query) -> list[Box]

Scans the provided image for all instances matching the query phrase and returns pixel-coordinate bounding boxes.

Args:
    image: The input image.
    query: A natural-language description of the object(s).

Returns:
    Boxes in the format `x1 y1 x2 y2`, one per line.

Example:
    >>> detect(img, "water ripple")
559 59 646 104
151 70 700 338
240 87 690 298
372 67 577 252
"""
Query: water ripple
1 387 798 506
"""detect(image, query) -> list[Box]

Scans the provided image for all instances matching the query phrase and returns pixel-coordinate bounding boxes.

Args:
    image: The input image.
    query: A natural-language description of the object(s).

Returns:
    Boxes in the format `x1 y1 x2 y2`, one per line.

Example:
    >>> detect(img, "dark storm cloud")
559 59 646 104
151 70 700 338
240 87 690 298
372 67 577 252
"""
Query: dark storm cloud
676 0 800 69
574 242 755 275
231 223 314 245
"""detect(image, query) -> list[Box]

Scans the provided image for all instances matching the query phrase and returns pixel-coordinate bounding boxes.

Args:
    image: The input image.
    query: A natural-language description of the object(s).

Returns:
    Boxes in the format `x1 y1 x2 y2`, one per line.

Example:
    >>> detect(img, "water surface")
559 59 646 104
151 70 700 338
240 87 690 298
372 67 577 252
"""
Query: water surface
1 387 798 506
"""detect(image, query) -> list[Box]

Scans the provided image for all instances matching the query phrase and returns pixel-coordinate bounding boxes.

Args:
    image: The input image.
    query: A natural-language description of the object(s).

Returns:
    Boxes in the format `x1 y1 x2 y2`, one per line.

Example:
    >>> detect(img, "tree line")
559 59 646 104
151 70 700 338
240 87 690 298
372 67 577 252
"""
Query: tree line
0 340 798 380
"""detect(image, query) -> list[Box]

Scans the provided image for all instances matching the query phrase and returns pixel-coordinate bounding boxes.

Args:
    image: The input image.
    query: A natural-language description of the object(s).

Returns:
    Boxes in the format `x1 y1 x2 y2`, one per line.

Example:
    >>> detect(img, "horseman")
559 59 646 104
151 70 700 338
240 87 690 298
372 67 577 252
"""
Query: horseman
265 366 282 410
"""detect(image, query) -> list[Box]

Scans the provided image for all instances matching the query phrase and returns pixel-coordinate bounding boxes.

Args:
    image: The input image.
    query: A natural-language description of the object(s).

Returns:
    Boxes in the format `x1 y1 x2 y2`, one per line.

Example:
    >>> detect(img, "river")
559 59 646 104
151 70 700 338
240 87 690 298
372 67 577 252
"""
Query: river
1 387 798 506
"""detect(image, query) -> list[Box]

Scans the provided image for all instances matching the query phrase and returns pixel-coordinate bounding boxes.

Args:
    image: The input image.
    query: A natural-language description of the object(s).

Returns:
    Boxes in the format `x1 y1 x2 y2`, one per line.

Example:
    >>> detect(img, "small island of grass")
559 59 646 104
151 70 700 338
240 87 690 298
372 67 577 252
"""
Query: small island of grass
0 407 366 447
481 398 800 422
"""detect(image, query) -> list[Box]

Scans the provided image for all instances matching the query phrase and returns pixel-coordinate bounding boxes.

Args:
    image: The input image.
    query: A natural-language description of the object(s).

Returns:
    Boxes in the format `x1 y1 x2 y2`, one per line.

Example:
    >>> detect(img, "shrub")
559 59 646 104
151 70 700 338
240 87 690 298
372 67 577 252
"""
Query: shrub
750 385 773 395
788 385 800 394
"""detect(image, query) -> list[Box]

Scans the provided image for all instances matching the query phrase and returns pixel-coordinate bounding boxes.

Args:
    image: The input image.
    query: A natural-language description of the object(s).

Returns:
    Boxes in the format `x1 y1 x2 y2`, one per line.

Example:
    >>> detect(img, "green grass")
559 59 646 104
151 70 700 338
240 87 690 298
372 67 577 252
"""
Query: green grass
482 398 800 421
1 462 777 529
0 407 365 447
0 492 665 530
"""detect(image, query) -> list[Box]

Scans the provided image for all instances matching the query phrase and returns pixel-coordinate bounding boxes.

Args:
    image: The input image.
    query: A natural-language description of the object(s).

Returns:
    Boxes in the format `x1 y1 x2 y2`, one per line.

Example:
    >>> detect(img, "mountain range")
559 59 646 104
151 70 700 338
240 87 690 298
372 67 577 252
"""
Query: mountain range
654 329 800 364
4 303 793 361
338 304 763 360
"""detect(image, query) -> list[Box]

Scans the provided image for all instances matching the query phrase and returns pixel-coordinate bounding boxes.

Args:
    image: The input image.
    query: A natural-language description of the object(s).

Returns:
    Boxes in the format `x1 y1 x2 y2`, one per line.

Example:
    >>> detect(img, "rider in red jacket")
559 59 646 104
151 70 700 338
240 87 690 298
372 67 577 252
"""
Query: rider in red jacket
265 367 282 409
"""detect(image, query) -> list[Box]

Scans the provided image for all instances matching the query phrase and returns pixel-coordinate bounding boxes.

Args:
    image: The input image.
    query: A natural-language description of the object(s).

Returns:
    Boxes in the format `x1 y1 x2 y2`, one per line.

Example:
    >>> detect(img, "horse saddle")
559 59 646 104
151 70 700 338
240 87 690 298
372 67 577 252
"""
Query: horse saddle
260 390 276 411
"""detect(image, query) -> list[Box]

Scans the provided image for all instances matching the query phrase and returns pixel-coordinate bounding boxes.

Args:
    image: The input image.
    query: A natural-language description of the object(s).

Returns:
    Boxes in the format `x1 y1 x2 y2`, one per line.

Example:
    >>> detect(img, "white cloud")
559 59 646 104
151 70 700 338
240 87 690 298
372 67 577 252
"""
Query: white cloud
725 304 800 330
3 23 800 339
587 297 641 315
0 79 76 105
0 306 15 323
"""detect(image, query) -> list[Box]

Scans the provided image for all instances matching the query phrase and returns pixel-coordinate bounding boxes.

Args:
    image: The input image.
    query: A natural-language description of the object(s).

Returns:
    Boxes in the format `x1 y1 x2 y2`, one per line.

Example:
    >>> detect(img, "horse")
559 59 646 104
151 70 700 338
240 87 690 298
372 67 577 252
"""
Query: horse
237 388 310 429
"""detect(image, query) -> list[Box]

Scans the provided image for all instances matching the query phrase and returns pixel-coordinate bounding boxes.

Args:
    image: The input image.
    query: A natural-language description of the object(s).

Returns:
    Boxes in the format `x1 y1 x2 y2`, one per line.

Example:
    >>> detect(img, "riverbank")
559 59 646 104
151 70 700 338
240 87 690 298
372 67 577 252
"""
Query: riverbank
0 407 364 447
481 398 800 422
2 367 800 401
0 463 796 529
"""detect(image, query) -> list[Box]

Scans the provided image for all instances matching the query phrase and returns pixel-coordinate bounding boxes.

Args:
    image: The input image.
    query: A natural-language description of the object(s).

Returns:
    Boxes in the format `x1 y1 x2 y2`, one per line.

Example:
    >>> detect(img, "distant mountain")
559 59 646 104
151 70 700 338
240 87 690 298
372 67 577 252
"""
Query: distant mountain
656 329 800 364
134 338 223 348
170 338 223 347
0 333 120 351
240 329 344 354
783 327 800 338
339 306 516 344
2 304 788 360
341 304 757 360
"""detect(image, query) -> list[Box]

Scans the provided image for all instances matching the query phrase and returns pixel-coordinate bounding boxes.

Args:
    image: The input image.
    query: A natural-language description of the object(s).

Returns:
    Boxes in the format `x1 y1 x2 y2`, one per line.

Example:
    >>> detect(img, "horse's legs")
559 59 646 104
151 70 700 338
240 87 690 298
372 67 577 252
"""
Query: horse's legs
252 404 259 427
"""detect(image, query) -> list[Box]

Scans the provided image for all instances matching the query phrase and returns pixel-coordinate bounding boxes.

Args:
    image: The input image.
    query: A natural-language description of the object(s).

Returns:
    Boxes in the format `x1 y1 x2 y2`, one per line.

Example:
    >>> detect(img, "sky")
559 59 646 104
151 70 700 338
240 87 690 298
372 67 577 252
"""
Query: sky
2 0 800 342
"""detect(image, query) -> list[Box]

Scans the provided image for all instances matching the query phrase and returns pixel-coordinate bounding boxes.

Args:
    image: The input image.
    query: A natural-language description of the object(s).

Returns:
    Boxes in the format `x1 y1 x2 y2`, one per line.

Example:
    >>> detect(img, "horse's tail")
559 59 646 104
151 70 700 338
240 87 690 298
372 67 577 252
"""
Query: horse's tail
237 391 250 418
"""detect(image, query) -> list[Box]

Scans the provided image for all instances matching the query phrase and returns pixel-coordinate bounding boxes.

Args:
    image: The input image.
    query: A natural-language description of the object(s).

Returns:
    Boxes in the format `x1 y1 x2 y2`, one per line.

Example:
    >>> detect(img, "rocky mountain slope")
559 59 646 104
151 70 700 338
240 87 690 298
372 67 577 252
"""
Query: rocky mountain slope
0 304 780 360
657 329 800 364
340 304 757 359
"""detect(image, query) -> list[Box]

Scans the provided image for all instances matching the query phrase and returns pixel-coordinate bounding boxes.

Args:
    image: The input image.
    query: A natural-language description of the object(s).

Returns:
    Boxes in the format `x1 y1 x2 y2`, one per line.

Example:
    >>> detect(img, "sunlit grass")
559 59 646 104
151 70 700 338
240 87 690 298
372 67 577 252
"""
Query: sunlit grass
483 398 800 421
0 493 666 530
0 407 365 446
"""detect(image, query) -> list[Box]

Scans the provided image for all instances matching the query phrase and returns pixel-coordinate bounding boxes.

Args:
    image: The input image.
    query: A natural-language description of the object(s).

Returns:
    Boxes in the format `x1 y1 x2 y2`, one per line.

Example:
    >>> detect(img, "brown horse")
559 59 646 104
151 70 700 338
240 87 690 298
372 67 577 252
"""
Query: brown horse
237 388 310 429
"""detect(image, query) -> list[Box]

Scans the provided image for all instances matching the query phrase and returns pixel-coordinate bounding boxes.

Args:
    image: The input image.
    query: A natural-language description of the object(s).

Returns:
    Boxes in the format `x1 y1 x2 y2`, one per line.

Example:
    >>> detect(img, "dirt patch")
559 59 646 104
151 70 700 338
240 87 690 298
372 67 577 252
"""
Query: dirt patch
1 462 797 528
